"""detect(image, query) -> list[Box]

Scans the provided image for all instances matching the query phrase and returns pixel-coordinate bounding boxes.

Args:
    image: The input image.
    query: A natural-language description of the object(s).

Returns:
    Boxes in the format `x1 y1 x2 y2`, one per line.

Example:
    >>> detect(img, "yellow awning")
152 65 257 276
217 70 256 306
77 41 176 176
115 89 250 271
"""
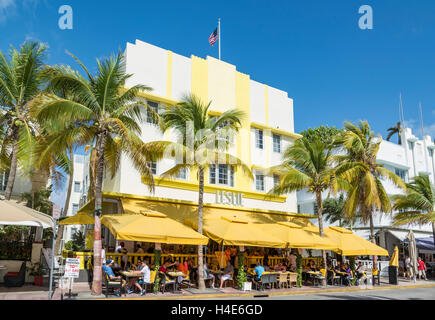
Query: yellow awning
119 197 315 227
261 222 339 250
58 212 95 225
390 246 399 267
307 226 389 256
101 211 209 245
185 217 287 248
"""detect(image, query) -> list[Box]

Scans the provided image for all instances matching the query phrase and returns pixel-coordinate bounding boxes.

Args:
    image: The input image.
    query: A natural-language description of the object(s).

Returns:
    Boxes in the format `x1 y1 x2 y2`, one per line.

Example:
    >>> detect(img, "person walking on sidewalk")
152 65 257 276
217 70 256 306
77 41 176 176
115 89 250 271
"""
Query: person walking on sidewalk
417 257 428 280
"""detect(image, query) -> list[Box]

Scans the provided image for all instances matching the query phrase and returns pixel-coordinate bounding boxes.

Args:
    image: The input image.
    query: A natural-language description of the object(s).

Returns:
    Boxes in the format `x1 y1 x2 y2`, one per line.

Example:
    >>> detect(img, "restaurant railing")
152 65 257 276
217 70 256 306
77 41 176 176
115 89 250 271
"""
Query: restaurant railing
62 251 294 270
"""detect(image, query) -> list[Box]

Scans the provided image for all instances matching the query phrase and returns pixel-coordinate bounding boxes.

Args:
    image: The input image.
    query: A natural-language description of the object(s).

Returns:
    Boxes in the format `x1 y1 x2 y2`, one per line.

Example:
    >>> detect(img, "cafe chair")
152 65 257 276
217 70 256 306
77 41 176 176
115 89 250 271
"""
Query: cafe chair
278 273 288 289
287 272 297 288
222 272 235 288
4 261 26 288
313 269 327 287
159 272 176 294
331 270 342 286
142 270 157 294
102 268 123 298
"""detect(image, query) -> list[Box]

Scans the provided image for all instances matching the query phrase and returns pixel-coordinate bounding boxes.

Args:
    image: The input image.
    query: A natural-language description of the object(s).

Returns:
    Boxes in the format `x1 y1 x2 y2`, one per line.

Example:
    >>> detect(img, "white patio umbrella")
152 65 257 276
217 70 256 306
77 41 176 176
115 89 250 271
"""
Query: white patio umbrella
0 199 53 228
406 230 418 283
0 199 56 298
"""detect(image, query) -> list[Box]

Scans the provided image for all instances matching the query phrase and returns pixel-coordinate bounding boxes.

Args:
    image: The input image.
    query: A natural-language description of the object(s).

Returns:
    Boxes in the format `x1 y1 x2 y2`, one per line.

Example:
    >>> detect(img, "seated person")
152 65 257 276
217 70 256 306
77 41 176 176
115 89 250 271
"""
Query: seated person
203 262 215 288
136 260 151 296
274 263 283 272
252 262 265 288
102 260 127 296
356 262 366 278
219 262 234 289
343 263 352 285
308 259 317 271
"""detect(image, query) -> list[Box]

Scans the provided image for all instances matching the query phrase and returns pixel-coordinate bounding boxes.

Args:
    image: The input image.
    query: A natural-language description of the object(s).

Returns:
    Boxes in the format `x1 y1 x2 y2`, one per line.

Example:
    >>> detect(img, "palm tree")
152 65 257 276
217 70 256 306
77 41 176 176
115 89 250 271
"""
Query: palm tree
392 174 435 242
269 137 346 282
0 41 48 200
337 121 406 267
32 51 166 295
159 94 251 290
386 122 402 145
324 194 352 228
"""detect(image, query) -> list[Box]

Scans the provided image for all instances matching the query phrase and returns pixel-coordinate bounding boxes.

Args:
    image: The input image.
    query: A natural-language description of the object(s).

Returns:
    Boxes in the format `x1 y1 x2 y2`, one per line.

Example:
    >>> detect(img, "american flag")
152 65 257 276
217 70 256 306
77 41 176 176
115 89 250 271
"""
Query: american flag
209 28 218 47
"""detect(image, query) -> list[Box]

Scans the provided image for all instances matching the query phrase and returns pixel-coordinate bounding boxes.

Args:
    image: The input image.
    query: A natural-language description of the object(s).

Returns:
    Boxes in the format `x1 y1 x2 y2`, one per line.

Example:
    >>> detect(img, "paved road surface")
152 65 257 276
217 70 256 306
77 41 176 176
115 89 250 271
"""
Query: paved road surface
210 287 435 300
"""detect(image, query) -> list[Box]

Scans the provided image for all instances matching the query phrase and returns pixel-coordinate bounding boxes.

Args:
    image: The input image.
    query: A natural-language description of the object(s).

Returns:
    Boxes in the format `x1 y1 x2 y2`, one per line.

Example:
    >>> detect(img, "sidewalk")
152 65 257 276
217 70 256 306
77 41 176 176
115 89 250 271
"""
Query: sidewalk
2 278 434 300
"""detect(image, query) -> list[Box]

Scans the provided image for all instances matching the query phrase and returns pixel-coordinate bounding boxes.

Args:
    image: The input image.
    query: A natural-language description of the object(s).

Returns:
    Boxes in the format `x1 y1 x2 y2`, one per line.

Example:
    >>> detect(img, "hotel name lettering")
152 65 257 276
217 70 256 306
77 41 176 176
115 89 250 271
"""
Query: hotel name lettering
215 191 244 206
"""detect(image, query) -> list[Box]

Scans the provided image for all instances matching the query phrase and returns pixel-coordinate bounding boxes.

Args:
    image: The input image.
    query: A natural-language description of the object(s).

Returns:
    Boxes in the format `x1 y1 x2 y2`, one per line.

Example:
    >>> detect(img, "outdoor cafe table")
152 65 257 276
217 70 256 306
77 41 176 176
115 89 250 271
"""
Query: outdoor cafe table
168 271 189 289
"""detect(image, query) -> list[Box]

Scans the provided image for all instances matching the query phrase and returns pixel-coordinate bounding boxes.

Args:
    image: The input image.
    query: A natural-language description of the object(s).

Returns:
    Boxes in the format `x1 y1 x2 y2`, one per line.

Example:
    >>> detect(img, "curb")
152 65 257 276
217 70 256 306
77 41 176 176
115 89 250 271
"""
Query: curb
93 283 435 300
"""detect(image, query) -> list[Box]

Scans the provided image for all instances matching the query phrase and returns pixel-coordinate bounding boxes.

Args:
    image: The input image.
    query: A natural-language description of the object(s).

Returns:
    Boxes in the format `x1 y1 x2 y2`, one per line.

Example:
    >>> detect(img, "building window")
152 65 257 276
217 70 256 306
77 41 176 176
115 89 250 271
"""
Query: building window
395 168 407 181
255 173 264 191
146 101 159 124
147 161 157 175
255 129 264 149
74 182 80 193
313 202 318 214
209 164 234 187
429 149 434 158
72 204 79 215
273 134 281 153
0 171 8 192
177 167 188 180
297 205 301 213
273 174 280 187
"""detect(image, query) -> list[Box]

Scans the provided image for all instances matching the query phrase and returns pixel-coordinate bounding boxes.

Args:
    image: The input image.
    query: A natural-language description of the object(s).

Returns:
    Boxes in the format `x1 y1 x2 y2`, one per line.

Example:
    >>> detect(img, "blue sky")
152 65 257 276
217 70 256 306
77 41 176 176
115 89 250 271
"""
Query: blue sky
1 0 435 206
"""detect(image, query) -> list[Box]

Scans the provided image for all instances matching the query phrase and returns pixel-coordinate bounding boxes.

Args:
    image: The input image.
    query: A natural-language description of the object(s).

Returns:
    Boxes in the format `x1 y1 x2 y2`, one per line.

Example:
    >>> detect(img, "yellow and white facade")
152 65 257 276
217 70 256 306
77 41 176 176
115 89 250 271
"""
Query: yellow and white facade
101 39 302 214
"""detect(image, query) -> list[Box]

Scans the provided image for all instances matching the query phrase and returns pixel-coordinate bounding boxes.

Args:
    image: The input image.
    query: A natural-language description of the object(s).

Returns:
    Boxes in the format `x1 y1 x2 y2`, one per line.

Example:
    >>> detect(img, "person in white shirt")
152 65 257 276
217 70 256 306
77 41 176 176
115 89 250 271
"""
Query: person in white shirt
138 260 151 296
101 245 107 265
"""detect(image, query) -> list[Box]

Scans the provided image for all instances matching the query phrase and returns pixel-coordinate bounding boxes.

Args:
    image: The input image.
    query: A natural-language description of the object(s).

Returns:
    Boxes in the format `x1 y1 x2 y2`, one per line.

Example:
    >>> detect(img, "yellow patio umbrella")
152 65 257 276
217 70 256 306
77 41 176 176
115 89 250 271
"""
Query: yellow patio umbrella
306 226 389 256
389 246 399 267
185 216 286 248
101 210 209 245
261 222 339 250
58 212 95 225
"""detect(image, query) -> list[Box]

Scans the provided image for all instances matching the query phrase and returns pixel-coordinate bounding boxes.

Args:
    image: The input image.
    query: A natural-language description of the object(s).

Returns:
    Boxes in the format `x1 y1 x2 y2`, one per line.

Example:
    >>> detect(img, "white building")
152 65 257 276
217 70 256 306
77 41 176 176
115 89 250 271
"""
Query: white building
75 39 311 252
61 153 90 246
297 127 435 261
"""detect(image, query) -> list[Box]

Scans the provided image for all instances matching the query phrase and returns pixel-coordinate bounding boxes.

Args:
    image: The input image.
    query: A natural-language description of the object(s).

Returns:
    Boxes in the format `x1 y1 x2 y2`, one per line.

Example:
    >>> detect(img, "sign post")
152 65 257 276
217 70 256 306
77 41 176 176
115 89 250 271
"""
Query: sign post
64 257 80 298
48 206 60 299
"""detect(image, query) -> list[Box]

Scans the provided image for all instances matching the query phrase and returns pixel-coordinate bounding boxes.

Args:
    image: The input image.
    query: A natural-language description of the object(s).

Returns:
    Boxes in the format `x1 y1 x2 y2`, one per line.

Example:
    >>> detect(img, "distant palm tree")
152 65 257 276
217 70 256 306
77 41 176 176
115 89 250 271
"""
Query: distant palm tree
323 194 351 228
159 94 251 290
386 122 402 145
392 174 435 242
32 51 166 295
0 41 48 200
336 121 406 267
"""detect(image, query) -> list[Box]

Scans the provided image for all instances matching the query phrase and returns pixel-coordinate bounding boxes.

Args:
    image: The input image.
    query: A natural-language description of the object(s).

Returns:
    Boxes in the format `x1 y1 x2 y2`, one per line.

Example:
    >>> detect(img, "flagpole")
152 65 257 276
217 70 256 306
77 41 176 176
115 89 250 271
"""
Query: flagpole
218 18 221 60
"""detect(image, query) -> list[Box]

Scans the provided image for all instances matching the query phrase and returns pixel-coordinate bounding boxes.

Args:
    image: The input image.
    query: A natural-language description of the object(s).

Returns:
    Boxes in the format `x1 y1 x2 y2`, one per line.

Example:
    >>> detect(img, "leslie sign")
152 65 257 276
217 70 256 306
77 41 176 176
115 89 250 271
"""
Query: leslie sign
64 258 80 278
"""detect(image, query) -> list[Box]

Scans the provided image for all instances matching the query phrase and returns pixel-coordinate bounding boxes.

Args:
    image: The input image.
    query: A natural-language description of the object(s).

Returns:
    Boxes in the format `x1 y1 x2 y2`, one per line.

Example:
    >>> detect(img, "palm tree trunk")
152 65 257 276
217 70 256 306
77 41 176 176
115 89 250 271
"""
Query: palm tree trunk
91 133 106 296
197 166 206 291
432 222 435 247
54 147 74 255
4 135 18 200
369 213 378 269
315 191 327 285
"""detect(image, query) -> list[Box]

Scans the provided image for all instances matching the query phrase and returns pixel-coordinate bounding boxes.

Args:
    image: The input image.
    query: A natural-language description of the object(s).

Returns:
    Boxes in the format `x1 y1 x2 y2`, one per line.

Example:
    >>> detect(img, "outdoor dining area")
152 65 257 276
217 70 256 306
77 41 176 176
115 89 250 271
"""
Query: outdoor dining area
58 201 390 297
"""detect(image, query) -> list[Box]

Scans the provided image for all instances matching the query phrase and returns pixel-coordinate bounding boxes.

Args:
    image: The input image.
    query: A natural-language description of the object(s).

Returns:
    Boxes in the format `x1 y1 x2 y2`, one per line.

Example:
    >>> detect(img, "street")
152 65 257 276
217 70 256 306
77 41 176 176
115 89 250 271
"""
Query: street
210 286 435 300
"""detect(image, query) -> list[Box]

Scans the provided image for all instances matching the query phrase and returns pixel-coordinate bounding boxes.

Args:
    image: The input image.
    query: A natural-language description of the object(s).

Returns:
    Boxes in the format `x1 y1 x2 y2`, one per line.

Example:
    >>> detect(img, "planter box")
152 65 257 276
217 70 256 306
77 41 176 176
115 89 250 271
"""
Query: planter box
242 282 251 291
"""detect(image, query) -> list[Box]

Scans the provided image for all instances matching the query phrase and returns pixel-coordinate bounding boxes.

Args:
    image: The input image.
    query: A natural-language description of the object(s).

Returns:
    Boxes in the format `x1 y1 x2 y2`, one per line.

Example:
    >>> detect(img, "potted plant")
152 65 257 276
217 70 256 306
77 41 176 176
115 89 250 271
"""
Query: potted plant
29 262 45 286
